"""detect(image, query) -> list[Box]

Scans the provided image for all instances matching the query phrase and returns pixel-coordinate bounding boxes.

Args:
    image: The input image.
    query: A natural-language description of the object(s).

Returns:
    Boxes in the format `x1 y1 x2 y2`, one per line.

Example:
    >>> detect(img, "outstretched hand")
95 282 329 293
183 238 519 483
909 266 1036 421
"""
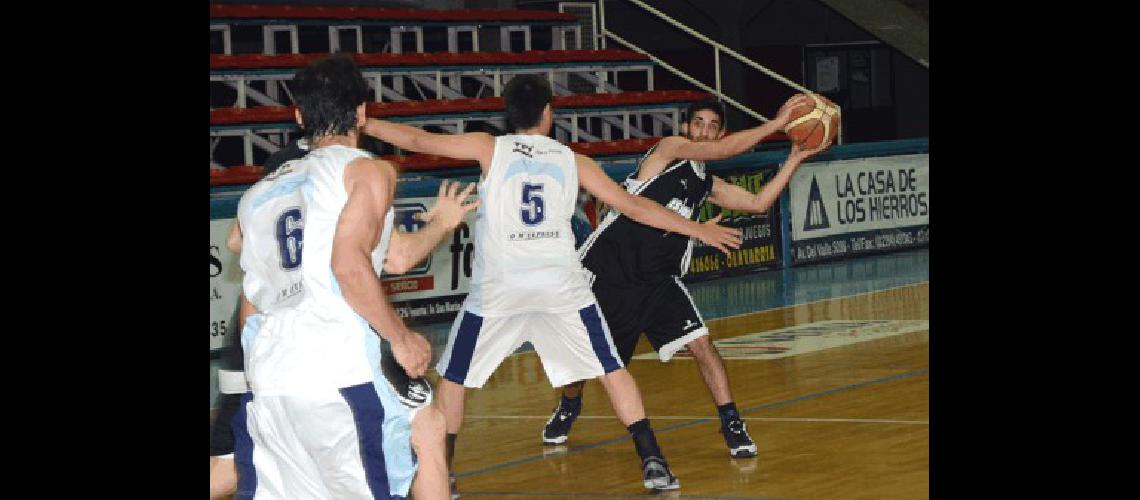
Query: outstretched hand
415 180 480 229
695 213 743 255
788 134 834 164
774 94 813 128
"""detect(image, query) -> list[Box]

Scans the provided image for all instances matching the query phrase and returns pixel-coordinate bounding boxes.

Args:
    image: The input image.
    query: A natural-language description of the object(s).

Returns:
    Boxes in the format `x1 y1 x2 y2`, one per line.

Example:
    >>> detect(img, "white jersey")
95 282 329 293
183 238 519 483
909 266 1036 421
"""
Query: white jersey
237 144 395 395
236 159 309 315
464 134 594 316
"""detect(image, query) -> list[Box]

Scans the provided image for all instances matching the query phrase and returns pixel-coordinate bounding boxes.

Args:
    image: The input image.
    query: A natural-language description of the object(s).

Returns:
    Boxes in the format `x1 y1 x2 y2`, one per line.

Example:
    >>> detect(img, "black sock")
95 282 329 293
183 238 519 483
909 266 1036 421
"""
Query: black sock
627 418 664 463
446 433 457 470
717 402 740 429
561 392 582 412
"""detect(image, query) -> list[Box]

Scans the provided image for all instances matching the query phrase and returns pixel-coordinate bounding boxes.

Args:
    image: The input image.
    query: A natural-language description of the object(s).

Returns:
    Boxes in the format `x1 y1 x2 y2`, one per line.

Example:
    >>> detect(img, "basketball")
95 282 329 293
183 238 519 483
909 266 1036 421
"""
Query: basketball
781 93 841 150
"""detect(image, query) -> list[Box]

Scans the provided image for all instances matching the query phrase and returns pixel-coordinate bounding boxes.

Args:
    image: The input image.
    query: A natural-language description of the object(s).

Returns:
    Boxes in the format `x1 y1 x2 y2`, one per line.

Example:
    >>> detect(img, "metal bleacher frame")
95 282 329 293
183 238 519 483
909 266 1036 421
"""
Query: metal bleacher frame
209 9 582 56
210 57 651 109
210 99 691 167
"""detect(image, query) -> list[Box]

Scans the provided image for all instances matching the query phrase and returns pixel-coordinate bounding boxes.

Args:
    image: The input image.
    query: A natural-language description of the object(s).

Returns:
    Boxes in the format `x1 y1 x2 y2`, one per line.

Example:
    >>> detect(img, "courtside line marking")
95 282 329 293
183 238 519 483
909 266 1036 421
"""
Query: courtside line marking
704 280 929 325
494 280 930 359
457 368 928 480
463 415 928 425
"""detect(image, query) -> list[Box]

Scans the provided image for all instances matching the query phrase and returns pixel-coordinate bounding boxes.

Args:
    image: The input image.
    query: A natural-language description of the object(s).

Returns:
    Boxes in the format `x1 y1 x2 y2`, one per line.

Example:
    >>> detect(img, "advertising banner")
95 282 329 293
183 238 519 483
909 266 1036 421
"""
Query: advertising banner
210 219 242 351
685 165 783 282
789 154 929 264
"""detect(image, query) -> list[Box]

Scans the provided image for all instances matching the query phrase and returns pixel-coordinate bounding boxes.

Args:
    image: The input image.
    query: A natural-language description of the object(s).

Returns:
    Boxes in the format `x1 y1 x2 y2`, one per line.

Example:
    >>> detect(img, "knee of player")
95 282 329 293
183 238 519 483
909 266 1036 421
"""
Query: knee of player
686 335 713 355
209 456 238 498
414 406 447 438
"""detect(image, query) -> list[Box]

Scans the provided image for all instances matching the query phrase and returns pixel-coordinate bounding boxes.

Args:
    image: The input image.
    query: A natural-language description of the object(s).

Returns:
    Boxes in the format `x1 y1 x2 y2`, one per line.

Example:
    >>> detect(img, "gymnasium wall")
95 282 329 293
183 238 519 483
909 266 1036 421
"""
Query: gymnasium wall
209 137 928 347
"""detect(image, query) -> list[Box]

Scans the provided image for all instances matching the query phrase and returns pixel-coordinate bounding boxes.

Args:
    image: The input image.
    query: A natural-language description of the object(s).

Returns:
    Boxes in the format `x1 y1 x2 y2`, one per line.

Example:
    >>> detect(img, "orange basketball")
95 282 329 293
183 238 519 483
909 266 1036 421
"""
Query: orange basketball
781 93 840 150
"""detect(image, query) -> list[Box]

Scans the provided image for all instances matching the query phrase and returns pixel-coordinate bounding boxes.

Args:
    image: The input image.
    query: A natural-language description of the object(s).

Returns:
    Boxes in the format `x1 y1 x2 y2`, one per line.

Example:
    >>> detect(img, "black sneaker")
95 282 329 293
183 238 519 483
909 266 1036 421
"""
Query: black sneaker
722 418 757 458
378 336 433 410
541 399 581 445
641 456 680 490
449 472 460 499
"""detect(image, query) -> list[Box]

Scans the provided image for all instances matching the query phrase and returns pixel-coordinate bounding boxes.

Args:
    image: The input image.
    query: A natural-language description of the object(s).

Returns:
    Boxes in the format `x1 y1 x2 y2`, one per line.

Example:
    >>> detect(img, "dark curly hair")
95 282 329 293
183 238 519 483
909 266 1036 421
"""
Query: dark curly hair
290 54 370 142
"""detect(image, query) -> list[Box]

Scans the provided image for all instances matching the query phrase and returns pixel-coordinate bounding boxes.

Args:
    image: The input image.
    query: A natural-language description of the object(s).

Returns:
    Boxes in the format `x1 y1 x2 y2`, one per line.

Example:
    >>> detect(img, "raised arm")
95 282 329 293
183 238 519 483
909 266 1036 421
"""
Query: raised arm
383 180 480 274
576 154 742 254
332 157 430 376
653 95 809 162
708 138 834 214
363 118 495 172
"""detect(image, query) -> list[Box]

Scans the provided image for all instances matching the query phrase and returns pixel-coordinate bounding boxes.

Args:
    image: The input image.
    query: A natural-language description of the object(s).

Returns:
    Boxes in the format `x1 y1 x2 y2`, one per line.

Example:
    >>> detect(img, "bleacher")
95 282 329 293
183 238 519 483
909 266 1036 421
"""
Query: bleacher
208 3 788 180
210 3 581 55
210 49 652 108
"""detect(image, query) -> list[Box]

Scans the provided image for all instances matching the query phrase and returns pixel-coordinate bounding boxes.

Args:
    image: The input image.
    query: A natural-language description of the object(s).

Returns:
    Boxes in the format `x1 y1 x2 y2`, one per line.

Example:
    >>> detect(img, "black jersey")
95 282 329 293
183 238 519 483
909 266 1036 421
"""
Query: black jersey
579 145 714 287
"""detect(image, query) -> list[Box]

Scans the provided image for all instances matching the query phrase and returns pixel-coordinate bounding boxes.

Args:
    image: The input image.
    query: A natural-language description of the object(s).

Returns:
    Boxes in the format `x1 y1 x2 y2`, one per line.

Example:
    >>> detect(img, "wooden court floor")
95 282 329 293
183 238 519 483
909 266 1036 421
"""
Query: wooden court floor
441 282 929 499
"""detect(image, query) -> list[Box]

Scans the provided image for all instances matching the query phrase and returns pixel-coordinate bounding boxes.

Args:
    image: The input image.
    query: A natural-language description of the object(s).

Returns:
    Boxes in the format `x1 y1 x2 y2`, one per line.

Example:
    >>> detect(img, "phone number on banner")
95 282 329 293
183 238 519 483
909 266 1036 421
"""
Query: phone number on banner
792 226 928 264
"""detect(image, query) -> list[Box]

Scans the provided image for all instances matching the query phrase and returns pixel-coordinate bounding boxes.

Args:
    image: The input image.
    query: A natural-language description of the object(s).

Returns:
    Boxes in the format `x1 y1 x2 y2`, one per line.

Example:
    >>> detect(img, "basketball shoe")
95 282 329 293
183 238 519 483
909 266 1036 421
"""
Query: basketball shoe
542 397 581 445
722 418 757 458
642 456 681 490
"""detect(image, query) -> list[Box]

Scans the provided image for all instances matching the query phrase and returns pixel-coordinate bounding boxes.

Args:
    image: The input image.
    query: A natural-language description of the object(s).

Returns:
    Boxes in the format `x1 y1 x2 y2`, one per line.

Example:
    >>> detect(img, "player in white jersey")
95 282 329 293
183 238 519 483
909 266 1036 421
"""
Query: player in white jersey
228 55 478 499
362 74 744 492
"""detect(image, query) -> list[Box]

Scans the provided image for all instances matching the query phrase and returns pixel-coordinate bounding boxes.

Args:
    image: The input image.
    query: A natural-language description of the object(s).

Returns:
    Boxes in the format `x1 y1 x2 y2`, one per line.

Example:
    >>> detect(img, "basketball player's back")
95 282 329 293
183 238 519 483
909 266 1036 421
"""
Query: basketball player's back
238 144 393 395
465 133 595 317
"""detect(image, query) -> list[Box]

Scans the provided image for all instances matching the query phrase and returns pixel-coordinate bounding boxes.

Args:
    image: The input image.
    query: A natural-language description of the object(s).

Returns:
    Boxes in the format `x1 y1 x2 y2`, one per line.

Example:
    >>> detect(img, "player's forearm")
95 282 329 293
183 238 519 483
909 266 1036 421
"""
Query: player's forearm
750 159 802 213
711 120 787 159
334 252 411 343
623 195 706 239
364 118 431 153
385 221 453 274
734 120 787 154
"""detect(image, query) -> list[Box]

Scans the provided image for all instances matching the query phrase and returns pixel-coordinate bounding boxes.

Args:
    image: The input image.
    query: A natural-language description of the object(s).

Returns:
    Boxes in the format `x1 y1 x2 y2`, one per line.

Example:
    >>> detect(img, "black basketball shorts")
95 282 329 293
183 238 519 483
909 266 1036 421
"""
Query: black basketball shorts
591 276 708 365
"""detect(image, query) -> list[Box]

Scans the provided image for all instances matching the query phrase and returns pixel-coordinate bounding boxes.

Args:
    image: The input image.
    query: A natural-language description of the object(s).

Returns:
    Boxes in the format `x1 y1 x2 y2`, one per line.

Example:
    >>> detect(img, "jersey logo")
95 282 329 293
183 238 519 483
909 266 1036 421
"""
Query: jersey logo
665 198 693 218
682 319 701 331
512 142 534 158
679 178 688 190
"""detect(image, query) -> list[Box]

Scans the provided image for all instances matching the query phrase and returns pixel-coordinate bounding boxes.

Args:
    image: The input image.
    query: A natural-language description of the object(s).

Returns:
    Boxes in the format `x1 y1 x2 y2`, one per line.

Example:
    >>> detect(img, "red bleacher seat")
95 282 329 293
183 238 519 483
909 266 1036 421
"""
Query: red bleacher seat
540 49 650 63
211 4 576 23
211 106 295 125
211 165 266 186
568 137 664 156
211 50 649 71
212 91 711 126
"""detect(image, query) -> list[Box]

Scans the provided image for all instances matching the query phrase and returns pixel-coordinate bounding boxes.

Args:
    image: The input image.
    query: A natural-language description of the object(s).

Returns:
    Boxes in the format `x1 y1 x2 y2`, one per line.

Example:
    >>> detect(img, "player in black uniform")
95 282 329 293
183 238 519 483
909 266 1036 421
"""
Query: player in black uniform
542 96 831 458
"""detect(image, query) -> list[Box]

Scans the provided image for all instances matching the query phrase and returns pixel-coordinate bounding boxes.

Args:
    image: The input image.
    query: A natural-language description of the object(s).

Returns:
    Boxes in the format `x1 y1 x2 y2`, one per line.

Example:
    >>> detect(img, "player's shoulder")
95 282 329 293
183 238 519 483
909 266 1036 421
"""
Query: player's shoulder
468 131 497 143
341 156 398 196
644 136 689 165
347 155 398 180
652 135 689 155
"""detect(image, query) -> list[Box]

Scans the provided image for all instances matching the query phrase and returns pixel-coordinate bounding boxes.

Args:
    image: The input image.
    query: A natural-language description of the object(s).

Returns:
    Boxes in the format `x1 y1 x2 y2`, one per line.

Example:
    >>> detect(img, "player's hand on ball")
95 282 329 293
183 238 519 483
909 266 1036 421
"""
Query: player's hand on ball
774 94 811 128
391 331 432 378
789 133 834 163
415 180 480 229
697 213 743 255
